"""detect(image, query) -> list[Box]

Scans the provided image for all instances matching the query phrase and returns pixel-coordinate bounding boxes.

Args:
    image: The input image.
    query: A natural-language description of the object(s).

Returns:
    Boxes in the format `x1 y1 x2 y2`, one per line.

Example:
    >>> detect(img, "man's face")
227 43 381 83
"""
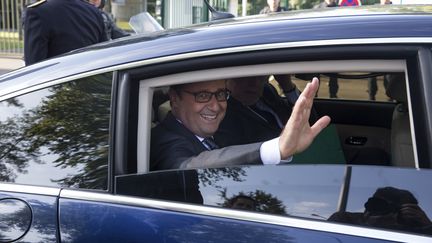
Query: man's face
170 80 227 138
267 0 281 12
88 0 102 8
227 76 267 106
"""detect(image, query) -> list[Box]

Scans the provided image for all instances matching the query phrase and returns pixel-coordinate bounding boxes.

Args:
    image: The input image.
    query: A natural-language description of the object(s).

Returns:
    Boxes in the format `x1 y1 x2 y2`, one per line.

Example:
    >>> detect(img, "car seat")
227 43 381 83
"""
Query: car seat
385 73 415 167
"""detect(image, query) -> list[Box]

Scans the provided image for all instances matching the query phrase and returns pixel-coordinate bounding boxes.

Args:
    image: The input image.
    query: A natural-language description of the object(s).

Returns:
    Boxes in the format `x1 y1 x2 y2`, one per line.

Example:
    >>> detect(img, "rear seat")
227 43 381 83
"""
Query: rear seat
385 73 415 167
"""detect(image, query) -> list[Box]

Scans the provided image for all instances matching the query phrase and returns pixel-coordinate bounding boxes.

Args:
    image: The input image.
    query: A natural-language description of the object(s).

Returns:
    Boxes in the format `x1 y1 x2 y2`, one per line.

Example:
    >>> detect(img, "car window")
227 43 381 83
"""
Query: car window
136 60 410 171
145 72 412 170
0 73 112 190
124 59 428 236
116 165 432 236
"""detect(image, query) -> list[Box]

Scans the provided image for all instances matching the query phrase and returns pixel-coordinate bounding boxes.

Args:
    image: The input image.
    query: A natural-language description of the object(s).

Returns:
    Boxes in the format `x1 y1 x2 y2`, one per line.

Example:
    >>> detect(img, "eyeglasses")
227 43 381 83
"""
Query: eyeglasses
182 89 230 103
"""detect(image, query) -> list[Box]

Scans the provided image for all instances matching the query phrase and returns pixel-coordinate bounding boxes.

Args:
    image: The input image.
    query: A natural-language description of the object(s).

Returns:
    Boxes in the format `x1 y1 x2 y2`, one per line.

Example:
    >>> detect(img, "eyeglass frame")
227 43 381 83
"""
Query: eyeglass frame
181 89 231 103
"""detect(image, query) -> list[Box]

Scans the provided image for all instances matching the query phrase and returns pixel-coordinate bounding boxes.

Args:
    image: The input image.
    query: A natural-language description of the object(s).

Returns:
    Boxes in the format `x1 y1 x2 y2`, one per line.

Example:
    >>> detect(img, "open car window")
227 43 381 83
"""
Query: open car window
137 59 413 172
113 58 432 237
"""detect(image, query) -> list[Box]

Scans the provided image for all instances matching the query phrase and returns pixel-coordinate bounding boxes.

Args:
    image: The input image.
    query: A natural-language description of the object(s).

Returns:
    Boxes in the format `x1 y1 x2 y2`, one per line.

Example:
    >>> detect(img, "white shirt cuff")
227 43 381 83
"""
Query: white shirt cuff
260 137 293 165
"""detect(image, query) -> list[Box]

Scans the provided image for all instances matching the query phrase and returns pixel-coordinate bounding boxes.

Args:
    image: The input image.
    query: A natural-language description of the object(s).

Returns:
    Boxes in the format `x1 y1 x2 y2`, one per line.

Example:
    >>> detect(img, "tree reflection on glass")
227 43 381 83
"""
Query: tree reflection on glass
0 74 112 190
0 99 39 182
220 188 287 215
198 167 247 189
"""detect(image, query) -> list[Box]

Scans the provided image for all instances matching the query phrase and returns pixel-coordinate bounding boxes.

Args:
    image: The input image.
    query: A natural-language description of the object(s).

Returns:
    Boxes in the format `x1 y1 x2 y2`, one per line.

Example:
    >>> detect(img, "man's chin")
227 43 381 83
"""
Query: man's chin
200 125 219 136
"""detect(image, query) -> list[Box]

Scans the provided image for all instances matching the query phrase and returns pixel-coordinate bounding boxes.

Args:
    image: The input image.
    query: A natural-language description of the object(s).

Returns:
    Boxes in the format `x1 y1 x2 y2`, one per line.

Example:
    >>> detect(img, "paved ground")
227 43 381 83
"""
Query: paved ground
0 56 25 76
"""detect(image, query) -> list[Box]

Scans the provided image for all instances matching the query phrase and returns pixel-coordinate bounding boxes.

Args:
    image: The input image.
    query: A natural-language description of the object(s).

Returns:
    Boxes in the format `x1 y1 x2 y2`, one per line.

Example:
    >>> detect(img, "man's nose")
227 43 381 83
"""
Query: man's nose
206 95 221 110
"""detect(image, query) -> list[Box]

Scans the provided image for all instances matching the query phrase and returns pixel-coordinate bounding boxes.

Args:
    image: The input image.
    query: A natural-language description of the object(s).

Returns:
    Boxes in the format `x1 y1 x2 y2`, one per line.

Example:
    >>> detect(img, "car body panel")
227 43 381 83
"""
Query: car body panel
0 191 58 242
59 186 425 243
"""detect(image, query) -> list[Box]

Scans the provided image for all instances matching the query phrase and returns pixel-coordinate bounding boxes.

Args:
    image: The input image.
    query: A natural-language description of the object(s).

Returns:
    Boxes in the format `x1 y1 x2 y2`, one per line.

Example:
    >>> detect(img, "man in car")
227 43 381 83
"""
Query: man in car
150 77 330 170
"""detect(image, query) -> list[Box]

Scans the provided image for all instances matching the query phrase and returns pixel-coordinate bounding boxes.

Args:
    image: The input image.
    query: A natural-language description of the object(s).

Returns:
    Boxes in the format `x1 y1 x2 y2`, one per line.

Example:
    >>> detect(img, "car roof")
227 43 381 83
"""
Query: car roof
1 4 432 97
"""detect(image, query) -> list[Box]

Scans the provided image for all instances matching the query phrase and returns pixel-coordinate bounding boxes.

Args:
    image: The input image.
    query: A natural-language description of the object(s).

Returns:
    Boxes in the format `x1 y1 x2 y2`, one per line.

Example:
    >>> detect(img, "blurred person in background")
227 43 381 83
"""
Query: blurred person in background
260 0 288 14
87 0 130 40
24 0 106 65
314 0 338 8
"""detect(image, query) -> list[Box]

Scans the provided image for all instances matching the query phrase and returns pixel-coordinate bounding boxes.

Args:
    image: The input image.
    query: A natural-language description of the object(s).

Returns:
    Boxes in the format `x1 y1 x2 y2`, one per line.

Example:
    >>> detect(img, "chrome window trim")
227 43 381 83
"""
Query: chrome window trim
0 37 431 101
61 189 432 242
404 72 419 168
0 183 60 196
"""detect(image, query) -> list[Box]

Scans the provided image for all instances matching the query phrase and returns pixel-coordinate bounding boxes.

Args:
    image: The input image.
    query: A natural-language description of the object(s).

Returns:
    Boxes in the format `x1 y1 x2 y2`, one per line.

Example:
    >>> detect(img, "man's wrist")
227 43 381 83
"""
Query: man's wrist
260 137 292 164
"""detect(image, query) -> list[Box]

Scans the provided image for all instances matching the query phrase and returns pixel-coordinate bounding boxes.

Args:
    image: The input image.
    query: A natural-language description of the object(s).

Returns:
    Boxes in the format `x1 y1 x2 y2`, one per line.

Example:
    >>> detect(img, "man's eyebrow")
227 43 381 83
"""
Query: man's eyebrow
189 88 227 92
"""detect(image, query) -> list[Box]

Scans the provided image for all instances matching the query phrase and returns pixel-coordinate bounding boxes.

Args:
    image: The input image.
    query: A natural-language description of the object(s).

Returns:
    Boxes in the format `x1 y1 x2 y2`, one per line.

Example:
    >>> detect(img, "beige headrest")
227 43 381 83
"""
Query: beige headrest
385 73 407 103
158 100 171 122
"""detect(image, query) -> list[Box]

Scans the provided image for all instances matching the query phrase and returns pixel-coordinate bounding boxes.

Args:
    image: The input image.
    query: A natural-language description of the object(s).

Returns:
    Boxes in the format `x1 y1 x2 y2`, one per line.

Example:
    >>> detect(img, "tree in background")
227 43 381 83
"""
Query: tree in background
219 188 288 215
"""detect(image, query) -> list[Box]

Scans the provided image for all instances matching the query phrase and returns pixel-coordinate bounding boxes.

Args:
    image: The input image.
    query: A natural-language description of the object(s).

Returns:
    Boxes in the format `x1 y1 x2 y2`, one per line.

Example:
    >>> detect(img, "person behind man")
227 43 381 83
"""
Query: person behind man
87 0 130 40
24 0 107 65
215 75 309 147
150 77 330 170
260 0 287 14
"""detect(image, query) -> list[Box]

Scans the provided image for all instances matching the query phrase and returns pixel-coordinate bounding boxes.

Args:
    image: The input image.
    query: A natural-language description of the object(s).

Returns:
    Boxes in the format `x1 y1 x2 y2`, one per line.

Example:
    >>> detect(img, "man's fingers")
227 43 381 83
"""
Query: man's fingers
310 116 331 138
289 77 319 127
300 77 319 100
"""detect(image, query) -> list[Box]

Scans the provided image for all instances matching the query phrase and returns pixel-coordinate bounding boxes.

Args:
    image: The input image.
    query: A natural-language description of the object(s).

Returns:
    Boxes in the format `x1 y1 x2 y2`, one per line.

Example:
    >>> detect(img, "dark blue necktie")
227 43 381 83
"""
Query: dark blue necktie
202 137 219 150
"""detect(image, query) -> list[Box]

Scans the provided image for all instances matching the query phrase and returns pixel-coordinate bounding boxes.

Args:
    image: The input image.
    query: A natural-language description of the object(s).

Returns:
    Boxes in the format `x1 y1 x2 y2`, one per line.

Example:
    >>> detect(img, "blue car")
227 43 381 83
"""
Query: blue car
1 4 432 242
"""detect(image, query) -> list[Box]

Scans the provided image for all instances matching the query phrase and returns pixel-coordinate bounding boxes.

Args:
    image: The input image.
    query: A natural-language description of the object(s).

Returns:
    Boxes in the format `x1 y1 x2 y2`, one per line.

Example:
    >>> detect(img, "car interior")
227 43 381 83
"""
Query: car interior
112 57 432 234
134 59 414 173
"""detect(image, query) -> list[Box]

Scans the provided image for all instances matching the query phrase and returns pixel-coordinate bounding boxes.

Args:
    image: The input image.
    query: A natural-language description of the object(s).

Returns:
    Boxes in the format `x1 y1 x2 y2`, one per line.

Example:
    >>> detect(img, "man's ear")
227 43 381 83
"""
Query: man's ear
168 89 179 109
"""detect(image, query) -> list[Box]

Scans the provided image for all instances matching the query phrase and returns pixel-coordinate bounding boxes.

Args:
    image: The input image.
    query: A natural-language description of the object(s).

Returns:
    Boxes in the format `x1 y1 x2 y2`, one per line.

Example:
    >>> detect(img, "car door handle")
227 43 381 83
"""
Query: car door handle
345 136 367 145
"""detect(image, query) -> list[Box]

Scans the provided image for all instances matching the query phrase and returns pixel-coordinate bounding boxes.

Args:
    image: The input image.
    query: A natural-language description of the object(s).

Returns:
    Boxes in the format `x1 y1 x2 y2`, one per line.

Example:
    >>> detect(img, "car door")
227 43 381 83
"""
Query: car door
0 72 113 242
109 41 432 241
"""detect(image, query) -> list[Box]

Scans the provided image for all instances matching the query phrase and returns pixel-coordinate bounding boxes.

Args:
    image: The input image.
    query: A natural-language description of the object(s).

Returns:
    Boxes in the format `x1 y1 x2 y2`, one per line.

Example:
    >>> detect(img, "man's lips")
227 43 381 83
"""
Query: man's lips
201 114 217 121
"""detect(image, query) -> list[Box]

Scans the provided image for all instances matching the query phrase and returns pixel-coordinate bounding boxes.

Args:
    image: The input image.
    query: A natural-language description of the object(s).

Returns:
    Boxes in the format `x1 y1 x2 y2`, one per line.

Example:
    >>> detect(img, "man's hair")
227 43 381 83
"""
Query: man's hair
170 84 186 95
170 80 228 95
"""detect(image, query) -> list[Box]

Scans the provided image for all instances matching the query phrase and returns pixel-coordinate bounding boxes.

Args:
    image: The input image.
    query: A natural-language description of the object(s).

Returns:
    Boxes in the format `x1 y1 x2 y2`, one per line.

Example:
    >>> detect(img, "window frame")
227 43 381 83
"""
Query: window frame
0 72 116 191
137 59 410 173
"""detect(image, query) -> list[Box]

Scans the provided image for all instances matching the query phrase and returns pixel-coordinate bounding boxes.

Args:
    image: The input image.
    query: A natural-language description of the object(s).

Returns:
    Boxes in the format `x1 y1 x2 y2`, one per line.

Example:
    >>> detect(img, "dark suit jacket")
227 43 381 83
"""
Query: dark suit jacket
151 113 262 170
24 0 107 65
215 84 293 147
